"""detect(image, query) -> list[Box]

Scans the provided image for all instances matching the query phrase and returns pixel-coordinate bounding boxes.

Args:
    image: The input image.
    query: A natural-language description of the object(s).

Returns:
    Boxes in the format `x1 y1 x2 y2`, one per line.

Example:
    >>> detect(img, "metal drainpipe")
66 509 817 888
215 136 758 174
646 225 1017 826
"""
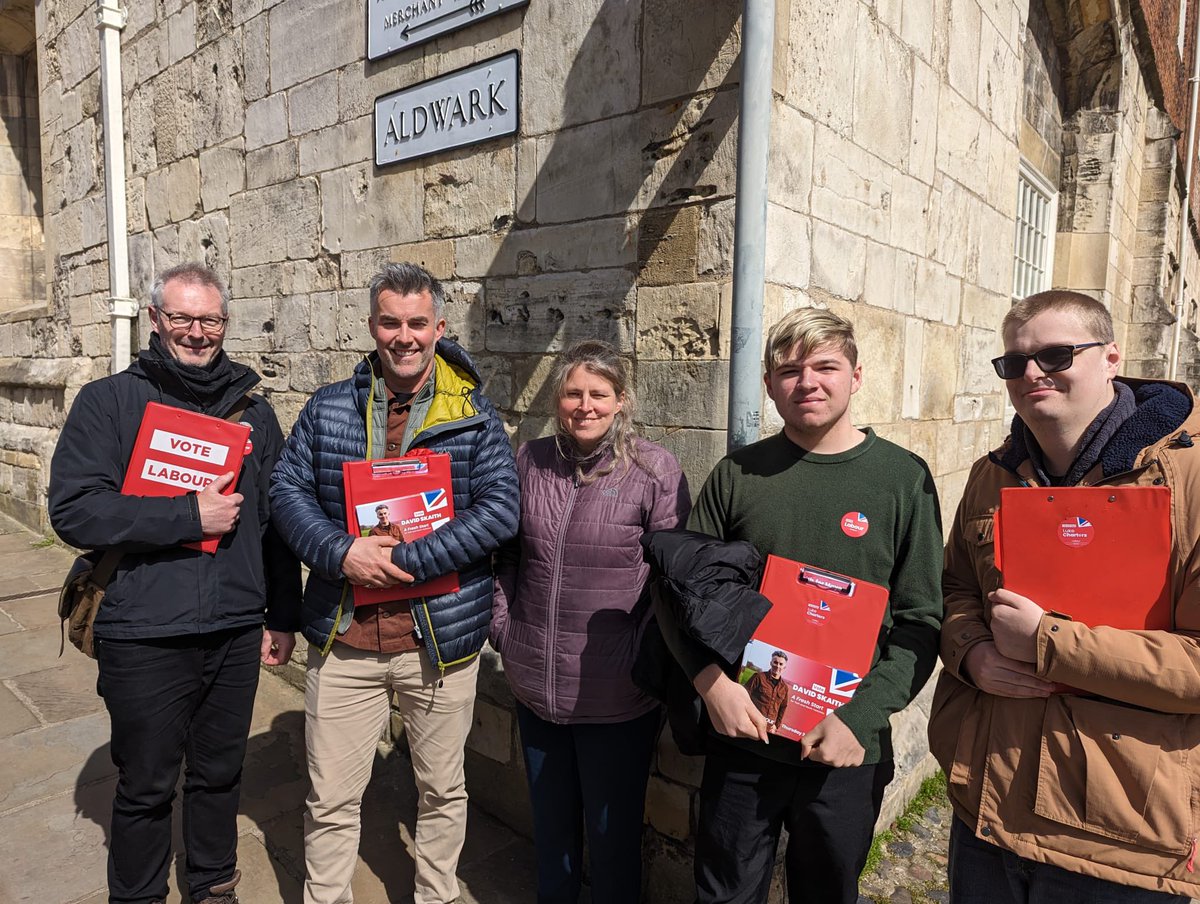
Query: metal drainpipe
97 0 136 376
726 0 776 452
1170 3 1200 381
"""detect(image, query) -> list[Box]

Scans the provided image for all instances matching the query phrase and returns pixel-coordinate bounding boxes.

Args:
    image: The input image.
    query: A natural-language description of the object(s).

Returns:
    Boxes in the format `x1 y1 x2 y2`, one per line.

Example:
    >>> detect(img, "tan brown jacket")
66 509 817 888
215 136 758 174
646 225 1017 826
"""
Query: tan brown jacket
929 378 1200 896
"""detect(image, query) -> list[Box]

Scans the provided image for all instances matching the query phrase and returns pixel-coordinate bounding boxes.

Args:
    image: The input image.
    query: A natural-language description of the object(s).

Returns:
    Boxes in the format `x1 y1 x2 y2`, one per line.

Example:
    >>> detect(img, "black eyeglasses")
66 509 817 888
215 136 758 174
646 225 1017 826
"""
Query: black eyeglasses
156 309 229 334
991 342 1106 380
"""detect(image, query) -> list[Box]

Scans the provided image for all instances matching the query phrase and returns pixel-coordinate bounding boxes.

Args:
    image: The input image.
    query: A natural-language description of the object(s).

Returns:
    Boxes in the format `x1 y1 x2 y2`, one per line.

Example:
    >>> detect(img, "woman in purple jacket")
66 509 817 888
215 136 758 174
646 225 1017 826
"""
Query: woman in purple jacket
492 339 691 904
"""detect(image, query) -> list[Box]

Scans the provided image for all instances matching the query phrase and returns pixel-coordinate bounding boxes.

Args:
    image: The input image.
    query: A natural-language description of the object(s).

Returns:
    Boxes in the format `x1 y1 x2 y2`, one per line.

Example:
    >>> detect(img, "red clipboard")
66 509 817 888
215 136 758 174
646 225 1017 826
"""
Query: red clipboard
121 401 251 554
342 451 460 605
737 555 888 741
994 486 1172 630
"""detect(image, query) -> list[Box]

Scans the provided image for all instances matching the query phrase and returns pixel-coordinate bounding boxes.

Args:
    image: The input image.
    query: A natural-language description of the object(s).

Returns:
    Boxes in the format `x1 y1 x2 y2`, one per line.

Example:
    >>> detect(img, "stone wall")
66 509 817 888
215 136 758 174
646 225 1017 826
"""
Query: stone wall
7 0 1200 899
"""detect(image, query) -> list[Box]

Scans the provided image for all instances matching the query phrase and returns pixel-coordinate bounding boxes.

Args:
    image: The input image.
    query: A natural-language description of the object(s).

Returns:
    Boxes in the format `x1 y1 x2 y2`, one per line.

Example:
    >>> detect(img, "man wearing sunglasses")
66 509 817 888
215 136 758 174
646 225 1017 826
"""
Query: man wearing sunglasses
48 262 301 904
929 289 1199 902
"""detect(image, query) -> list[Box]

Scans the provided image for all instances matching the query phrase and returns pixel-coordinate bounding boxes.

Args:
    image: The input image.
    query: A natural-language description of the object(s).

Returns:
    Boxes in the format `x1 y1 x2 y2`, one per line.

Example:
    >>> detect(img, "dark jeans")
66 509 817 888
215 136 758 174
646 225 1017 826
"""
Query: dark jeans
948 817 1190 904
694 748 894 904
97 625 261 904
516 702 661 904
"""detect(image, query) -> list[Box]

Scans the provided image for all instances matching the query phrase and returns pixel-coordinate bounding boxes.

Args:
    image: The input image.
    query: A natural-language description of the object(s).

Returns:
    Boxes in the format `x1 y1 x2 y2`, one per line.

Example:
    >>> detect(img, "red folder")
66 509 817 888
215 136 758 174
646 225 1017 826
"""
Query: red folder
342 451 460 605
737 555 888 741
121 402 251 554
994 486 1172 631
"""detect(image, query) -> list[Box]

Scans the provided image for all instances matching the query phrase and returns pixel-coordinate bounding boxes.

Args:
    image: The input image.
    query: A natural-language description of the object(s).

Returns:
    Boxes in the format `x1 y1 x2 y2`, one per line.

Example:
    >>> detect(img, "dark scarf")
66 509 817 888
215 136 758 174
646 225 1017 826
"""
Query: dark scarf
138 332 257 412
1018 382 1137 486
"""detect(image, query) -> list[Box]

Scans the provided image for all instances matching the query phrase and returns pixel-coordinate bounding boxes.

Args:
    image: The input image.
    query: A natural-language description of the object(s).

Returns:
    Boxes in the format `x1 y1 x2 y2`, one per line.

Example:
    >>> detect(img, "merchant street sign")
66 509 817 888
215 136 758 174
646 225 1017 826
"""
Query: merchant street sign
374 51 520 166
368 0 531 60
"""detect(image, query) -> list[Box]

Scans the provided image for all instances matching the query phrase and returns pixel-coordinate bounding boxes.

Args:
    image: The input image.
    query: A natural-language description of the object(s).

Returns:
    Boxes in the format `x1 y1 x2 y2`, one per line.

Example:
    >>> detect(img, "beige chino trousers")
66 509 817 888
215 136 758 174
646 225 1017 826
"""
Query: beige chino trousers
303 642 479 904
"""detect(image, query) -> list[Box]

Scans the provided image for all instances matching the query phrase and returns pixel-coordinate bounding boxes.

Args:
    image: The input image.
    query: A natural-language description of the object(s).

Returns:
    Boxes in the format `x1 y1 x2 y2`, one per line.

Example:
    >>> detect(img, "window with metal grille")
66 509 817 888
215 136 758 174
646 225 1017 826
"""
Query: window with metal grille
1012 164 1057 300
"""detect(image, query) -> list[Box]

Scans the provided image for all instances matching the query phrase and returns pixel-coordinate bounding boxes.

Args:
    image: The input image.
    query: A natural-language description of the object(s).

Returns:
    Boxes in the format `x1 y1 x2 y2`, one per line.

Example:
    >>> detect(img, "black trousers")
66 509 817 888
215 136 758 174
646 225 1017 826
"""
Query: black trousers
948 817 1190 904
694 748 894 904
97 625 260 904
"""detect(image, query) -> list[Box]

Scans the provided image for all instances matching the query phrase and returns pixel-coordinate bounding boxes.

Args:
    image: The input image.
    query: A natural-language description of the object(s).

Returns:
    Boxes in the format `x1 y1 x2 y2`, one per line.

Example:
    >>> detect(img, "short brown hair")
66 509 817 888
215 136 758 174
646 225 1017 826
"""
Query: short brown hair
1003 291 1114 344
764 308 858 373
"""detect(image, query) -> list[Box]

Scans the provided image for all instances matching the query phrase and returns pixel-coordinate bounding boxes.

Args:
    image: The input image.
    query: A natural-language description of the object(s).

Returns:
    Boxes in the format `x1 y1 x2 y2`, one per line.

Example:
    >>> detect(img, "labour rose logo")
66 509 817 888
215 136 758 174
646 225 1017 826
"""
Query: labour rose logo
840 511 869 538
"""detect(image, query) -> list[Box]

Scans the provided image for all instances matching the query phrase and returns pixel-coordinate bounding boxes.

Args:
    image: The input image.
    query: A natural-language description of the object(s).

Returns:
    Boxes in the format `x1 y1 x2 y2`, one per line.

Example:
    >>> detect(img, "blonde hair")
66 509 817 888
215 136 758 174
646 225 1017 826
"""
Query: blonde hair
764 308 858 373
1003 290 1115 343
550 340 640 484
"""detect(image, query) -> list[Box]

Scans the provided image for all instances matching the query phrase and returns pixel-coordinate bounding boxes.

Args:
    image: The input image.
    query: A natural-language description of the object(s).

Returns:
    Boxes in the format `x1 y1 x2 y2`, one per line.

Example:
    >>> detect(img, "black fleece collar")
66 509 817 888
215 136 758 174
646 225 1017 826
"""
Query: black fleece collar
997 378 1193 480
132 332 260 416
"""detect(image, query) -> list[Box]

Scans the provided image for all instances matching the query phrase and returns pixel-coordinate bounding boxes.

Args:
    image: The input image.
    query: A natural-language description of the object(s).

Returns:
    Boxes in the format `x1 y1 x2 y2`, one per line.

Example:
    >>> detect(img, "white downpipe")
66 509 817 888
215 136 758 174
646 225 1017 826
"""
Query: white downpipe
97 0 136 376
1169 6 1200 381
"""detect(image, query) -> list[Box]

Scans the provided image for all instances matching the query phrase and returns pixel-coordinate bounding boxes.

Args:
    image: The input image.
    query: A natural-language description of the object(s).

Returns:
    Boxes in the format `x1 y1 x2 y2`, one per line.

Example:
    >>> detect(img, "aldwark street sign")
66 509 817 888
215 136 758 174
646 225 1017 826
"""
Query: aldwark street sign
367 0 530 60
374 52 519 166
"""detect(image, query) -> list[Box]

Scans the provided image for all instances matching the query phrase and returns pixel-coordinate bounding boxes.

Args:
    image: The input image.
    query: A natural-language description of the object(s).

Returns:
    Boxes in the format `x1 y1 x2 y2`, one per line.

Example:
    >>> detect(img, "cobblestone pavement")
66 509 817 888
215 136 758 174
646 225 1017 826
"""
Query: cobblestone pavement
859 796 952 904
857 784 1200 904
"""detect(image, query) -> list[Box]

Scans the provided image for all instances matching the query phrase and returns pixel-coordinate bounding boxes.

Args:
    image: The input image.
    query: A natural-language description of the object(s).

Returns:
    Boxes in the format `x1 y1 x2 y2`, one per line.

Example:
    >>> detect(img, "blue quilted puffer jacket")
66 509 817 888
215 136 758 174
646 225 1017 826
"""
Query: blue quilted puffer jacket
270 339 518 666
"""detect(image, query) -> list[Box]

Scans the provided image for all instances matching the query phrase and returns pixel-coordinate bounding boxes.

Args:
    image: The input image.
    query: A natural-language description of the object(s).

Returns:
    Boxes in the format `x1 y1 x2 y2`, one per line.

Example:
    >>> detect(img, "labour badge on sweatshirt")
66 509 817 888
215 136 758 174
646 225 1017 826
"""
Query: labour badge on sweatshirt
840 511 869 538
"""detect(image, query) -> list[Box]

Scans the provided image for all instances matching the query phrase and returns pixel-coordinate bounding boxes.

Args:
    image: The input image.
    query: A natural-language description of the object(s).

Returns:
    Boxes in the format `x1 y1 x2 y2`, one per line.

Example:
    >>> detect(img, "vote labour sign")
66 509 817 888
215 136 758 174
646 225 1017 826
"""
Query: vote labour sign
121 402 252 554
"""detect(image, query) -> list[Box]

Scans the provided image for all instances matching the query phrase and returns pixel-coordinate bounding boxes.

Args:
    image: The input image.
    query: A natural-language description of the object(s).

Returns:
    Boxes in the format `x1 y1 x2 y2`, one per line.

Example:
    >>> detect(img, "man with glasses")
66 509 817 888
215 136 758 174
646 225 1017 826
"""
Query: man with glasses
48 262 301 904
929 289 1199 902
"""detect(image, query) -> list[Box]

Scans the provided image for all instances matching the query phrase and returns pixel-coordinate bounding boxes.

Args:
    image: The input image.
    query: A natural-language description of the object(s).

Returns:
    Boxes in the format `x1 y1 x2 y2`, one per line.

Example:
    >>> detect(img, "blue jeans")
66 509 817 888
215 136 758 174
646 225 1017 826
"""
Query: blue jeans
516 703 661 904
949 816 1189 903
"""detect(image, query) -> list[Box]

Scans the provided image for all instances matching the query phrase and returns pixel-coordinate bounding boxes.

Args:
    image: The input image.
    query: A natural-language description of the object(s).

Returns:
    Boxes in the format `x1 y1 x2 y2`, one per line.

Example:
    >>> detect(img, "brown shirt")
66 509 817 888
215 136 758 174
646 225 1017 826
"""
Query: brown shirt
338 390 422 654
745 670 789 726
368 523 405 540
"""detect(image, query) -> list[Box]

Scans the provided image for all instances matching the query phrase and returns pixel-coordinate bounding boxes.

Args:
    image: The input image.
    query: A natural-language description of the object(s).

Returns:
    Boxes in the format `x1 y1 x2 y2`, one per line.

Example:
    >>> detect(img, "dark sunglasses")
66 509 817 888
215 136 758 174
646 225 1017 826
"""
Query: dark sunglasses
991 342 1106 380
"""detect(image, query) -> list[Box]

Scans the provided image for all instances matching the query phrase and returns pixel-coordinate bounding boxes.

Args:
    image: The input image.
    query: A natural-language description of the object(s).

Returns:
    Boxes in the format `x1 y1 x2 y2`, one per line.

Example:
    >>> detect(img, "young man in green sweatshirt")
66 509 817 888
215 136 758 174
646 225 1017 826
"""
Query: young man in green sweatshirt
666 308 944 904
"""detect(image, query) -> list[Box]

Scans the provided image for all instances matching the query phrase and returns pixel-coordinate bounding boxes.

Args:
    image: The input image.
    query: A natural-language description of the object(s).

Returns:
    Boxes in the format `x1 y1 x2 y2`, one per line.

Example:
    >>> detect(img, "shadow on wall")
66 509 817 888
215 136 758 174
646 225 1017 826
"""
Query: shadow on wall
474 0 742 446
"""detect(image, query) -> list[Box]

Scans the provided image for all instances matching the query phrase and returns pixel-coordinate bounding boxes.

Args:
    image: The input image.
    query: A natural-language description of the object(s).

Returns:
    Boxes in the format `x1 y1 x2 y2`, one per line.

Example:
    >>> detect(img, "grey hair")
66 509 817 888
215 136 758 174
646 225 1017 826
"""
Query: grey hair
550 339 641 484
150 262 231 316
369 262 446 319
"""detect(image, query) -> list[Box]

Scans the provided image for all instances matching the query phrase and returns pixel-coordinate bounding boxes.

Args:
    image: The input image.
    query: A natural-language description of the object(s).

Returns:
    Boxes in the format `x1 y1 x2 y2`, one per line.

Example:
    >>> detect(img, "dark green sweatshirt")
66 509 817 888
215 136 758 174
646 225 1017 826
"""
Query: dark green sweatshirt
664 428 943 766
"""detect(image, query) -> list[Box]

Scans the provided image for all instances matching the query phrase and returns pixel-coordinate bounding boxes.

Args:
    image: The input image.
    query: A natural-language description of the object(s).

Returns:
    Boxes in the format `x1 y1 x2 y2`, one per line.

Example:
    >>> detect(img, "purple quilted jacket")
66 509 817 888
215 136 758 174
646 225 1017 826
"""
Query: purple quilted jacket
492 435 691 723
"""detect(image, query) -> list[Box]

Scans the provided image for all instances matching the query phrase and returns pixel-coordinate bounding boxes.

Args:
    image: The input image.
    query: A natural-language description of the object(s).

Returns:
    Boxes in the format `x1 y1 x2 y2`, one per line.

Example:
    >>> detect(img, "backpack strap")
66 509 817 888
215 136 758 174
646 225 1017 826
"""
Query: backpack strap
90 548 123 588
223 393 252 423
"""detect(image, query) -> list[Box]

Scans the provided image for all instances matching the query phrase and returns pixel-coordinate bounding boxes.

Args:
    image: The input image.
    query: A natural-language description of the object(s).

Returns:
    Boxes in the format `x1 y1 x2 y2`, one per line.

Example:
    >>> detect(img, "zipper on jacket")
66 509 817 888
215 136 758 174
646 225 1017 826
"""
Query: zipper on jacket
321 582 352 656
416 596 480 676
544 472 581 722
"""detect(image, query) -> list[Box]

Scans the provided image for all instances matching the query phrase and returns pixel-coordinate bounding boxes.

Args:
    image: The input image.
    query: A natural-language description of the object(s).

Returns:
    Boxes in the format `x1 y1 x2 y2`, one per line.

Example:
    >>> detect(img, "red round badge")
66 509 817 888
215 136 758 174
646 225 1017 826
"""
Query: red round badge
840 512 869 538
244 439 254 455
1057 516 1094 548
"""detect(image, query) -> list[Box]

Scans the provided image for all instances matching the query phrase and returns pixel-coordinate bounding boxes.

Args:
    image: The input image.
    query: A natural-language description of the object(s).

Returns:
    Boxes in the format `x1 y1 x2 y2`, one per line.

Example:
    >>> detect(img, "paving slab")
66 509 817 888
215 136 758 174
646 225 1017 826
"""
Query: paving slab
0 608 22 635
0 680 39 737
0 623 75 680
7 657 103 723
0 711 115 813
0 572 65 601
0 775 113 904
229 833 304 904
2 590 65 629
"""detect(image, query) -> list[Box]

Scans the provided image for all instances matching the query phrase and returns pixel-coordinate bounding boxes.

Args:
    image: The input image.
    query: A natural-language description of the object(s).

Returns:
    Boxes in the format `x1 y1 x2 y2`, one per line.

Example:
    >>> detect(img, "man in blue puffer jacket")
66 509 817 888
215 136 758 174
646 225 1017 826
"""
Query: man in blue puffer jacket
270 262 518 904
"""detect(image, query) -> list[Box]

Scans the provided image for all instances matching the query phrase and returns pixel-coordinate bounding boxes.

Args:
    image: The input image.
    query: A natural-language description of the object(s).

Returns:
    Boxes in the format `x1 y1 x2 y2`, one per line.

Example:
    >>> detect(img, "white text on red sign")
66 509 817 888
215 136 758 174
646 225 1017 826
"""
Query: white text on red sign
141 458 218 491
149 429 230 466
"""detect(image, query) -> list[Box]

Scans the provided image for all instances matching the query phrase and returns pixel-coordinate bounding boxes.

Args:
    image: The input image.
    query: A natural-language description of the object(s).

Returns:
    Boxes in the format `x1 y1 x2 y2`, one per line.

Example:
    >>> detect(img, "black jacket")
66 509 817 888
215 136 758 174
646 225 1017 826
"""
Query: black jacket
48 352 301 640
633 529 771 753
